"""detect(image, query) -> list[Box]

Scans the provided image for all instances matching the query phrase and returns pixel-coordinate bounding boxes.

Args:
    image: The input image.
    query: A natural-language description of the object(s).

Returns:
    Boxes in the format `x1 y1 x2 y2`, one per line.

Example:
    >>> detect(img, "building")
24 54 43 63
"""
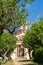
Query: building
11 23 30 60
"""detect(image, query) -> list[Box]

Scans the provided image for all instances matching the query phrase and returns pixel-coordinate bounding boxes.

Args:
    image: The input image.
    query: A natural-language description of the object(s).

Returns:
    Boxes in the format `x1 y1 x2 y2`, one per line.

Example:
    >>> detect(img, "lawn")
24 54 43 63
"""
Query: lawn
0 60 13 65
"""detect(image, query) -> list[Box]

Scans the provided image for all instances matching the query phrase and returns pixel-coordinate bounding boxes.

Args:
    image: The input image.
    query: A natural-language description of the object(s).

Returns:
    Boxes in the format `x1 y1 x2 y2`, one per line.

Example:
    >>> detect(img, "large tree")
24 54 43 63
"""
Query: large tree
0 0 34 35
0 31 17 62
30 18 43 47
0 0 34 62
23 18 43 48
23 18 43 59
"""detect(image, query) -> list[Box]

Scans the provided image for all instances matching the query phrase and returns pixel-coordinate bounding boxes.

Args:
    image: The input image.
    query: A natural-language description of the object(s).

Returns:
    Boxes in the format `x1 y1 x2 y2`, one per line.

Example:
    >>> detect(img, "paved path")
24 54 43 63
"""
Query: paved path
13 58 22 65
13 57 37 65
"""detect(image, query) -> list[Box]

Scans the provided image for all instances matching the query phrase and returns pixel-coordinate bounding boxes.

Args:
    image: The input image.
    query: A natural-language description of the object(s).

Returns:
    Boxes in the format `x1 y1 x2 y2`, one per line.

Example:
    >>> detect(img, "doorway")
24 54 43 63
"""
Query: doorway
17 45 24 57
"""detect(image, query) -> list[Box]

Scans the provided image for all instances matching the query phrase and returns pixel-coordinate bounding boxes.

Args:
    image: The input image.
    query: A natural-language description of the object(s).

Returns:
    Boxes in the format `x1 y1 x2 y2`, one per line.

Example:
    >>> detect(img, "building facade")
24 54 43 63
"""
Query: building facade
11 24 30 60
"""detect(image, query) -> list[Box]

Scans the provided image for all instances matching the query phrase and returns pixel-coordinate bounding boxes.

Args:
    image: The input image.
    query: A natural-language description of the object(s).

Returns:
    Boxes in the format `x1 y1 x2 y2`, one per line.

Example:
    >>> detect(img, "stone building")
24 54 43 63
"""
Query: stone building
11 23 30 60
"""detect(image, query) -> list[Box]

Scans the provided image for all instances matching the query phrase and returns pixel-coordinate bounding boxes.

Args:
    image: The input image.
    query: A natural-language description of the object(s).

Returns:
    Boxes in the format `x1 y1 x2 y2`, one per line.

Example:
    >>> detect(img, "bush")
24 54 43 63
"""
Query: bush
32 47 43 63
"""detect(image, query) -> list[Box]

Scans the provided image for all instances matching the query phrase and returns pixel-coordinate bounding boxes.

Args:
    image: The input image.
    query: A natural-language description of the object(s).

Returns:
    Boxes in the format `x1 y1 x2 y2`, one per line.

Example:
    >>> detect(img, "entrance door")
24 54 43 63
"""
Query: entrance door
17 45 24 57
19 48 24 57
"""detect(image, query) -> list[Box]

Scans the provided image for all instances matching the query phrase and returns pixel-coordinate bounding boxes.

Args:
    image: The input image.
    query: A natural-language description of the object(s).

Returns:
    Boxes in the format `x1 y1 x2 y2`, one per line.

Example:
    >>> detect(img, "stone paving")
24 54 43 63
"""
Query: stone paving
13 57 37 65
13 59 22 65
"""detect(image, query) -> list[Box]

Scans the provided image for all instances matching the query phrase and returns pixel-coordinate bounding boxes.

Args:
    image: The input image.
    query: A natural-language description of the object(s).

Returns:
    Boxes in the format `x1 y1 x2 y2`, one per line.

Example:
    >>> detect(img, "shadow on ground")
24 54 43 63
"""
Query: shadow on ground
23 64 43 65
17 59 43 65
22 63 43 65
18 60 30 62
23 64 36 65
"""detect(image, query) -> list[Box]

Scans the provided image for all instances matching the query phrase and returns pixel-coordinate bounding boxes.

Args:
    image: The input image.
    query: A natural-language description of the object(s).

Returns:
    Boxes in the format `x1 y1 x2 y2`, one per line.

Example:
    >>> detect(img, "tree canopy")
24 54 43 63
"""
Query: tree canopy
0 0 34 35
0 0 34 61
0 32 17 53
23 18 43 48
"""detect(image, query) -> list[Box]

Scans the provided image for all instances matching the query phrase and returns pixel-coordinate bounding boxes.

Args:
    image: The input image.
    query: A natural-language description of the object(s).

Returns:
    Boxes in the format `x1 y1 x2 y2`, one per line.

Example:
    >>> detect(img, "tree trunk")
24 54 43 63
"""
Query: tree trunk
0 25 4 36
2 47 10 63
2 43 12 63
2 54 8 63
0 29 3 36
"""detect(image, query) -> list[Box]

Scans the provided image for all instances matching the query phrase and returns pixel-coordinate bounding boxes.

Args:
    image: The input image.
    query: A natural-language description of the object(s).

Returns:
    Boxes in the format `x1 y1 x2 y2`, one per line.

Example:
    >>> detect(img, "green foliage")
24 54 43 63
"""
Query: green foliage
23 18 43 48
25 0 34 3
23 18 43 63
23 31 31 47
0 0 34 35
0 32 17 53
32 47 43 63
30 19 43 47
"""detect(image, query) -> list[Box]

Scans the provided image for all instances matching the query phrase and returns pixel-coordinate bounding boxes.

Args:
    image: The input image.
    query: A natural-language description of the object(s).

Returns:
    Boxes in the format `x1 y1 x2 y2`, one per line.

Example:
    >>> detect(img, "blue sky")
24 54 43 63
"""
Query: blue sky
26 0 43 23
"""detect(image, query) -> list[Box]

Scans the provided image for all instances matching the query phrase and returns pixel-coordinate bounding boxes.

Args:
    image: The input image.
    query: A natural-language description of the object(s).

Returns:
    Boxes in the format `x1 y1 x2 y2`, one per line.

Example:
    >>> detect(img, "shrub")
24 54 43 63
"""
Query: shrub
32 47 43 63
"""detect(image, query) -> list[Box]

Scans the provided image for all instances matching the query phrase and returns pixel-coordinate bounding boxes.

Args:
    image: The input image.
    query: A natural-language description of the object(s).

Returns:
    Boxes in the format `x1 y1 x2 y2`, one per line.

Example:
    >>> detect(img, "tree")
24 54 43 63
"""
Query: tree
30 18 43 47
23 18 43 59
23 31 32 59
31 18 43 63
0 32 17 62
0 0 34 62
0 0 34 35
23 18 43 47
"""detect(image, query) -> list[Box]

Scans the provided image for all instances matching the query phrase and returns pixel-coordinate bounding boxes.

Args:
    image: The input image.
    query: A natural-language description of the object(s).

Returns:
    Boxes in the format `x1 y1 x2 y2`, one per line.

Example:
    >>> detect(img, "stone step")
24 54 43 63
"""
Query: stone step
16 57 29 62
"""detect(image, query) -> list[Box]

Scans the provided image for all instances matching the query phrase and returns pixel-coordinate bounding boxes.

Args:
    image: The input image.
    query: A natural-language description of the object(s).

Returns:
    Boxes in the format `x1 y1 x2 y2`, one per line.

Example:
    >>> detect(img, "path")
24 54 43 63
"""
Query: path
13 57 37 65
13 58 22 65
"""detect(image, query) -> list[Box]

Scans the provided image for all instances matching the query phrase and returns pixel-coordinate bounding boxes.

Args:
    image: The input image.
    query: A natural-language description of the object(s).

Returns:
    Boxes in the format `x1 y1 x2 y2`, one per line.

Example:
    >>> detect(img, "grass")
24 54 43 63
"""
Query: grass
0 60 13 65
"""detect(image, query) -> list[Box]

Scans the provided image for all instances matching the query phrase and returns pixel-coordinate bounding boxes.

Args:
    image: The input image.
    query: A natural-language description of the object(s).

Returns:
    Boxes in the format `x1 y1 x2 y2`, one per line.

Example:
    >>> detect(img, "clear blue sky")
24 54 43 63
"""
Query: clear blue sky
26 0 43 23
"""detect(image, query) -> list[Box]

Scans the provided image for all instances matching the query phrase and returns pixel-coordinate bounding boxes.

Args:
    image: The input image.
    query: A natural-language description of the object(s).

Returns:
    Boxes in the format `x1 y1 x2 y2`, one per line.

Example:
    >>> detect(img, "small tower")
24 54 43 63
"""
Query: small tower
21 21 28 33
